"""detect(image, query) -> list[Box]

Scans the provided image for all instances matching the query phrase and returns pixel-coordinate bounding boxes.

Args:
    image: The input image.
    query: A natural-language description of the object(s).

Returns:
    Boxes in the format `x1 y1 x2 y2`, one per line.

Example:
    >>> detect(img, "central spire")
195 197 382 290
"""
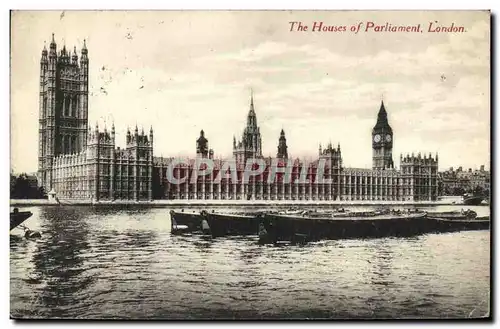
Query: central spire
247 89 257 128
249 88 255 115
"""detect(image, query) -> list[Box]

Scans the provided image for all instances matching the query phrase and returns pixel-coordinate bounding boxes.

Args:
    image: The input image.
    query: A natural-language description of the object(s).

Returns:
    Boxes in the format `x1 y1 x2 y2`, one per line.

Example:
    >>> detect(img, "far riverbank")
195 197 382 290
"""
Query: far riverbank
10 198 481 208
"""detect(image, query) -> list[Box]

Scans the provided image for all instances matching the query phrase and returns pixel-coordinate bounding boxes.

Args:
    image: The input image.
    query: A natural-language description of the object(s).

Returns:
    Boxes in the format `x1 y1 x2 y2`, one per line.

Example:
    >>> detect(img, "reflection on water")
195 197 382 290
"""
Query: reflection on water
10 205 490 319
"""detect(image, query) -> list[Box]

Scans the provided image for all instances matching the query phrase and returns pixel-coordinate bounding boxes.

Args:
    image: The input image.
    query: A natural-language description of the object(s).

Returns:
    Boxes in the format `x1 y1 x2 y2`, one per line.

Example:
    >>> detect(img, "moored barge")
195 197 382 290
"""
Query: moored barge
259 211 430 244
170 210 206 234
425 209 477 220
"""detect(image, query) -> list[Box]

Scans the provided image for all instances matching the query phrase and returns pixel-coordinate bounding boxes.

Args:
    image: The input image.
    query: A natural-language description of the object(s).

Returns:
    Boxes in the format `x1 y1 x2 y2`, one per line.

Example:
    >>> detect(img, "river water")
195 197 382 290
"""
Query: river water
10 204 490 319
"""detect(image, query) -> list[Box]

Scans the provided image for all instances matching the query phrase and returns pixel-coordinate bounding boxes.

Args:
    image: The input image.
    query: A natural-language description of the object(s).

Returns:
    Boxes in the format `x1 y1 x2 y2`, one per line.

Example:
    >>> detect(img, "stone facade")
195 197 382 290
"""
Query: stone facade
38 34 89 191
153 97 439 202
38 35 153 202
51 125 154 201
38 35 438 202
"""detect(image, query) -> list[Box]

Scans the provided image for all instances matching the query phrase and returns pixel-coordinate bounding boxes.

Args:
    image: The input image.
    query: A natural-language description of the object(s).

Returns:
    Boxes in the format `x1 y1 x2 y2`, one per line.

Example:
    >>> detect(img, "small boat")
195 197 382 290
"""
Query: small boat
463 194 484 206
169 210 206 234
426 209 477 220
433 217 490 232
331 209 388 218
10 208 33 231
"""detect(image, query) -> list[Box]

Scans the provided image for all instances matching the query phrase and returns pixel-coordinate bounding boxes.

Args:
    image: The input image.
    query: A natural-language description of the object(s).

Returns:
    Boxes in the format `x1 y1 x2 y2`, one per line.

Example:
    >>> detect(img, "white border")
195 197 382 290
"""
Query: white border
3 1 498 328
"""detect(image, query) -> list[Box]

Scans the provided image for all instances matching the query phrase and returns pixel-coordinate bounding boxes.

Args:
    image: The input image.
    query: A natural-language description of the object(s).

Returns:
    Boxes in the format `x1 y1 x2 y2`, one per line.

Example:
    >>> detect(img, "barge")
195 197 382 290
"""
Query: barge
170 208 490 243
259 211 430 244
425 209 477 220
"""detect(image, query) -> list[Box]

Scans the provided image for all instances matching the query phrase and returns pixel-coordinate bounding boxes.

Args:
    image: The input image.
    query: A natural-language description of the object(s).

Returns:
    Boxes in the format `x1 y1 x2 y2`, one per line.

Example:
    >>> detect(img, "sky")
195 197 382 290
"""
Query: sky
10 10 490 173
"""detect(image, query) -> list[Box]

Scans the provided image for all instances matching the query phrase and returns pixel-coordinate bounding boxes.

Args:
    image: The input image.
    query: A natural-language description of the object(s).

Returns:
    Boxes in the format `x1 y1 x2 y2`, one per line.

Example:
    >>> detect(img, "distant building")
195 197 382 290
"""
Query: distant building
439 165 490 195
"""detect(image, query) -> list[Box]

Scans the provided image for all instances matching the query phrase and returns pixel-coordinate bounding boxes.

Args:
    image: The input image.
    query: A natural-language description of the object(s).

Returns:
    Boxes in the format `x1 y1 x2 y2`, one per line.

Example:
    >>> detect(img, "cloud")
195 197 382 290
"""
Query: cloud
10 11 490 173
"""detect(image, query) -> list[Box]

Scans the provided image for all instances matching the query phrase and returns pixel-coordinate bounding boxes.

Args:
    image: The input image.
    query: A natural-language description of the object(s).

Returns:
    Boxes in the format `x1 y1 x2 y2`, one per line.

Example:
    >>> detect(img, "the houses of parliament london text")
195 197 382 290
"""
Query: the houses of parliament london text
38 36 439 202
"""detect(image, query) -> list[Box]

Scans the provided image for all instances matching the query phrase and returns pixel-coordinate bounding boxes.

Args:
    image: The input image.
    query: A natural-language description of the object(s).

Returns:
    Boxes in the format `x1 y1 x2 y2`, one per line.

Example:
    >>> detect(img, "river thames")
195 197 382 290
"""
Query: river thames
10 204 490 319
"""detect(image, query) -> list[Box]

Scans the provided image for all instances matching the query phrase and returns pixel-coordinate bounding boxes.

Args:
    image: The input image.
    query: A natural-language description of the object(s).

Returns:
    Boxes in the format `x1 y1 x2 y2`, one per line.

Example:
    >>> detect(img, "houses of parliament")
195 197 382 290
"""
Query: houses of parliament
37 35 439 202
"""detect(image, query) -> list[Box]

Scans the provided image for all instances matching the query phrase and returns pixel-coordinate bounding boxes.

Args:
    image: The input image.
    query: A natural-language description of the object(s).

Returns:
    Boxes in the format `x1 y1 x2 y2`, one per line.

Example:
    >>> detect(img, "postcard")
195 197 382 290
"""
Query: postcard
10 10 490 320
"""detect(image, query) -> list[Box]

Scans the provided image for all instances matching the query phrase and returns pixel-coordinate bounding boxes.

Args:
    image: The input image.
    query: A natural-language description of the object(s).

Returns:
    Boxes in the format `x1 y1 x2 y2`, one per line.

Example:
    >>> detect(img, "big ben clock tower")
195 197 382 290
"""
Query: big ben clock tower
372 100 394 170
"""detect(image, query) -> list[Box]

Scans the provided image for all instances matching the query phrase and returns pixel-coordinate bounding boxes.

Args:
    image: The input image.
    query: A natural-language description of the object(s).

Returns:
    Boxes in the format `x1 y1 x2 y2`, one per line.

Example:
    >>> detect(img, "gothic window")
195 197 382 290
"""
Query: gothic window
61 135 65 154
43 98 47 117
67 135 72 153
64 96 69 117
74 96 78 117
72 135 77 152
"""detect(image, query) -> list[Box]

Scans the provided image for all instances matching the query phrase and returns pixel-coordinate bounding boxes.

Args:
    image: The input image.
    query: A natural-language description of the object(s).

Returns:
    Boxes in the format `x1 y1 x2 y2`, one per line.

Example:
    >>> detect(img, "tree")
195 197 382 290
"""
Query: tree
10 173 47 199
10 174 16 196
452 186 466 196
473 185 485 196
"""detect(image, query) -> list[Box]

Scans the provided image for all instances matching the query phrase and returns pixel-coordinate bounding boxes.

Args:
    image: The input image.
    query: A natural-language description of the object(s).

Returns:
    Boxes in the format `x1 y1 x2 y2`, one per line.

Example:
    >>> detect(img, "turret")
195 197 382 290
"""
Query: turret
196 129 209 158
72 46 78 65
80 39 88 62
126 126 131 144
59 44 70 64
247 89 257 128
40 42 48 64
111 122 115 140
149 126 154 146
277 129 288 159
49 33 57 56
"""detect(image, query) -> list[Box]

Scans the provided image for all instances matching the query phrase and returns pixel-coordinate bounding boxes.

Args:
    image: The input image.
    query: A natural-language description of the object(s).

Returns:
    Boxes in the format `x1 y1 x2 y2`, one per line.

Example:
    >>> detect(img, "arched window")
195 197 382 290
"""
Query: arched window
72 135 77 152
63 96 69 117
72 96 78 117
61 135 66 154
43 98 47 117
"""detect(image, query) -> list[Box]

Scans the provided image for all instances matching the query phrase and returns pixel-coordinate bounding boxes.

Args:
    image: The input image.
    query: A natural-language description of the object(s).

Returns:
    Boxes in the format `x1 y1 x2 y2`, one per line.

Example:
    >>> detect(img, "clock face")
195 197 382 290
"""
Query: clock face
374 134 381 143
385 134 392 142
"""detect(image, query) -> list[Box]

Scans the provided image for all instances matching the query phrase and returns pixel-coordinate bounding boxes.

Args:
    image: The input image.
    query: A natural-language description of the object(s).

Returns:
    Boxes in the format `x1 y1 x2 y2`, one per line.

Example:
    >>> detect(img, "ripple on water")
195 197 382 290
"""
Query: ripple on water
9 205 491 319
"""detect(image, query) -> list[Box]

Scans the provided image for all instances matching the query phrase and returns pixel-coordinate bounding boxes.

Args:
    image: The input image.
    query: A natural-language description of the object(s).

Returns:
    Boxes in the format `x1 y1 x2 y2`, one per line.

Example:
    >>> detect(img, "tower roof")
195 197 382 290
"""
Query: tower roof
81 39 88 56
248 90 256 117
246 89 258 129
50 33 56 48
373 100 392 131
197 130 208 143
